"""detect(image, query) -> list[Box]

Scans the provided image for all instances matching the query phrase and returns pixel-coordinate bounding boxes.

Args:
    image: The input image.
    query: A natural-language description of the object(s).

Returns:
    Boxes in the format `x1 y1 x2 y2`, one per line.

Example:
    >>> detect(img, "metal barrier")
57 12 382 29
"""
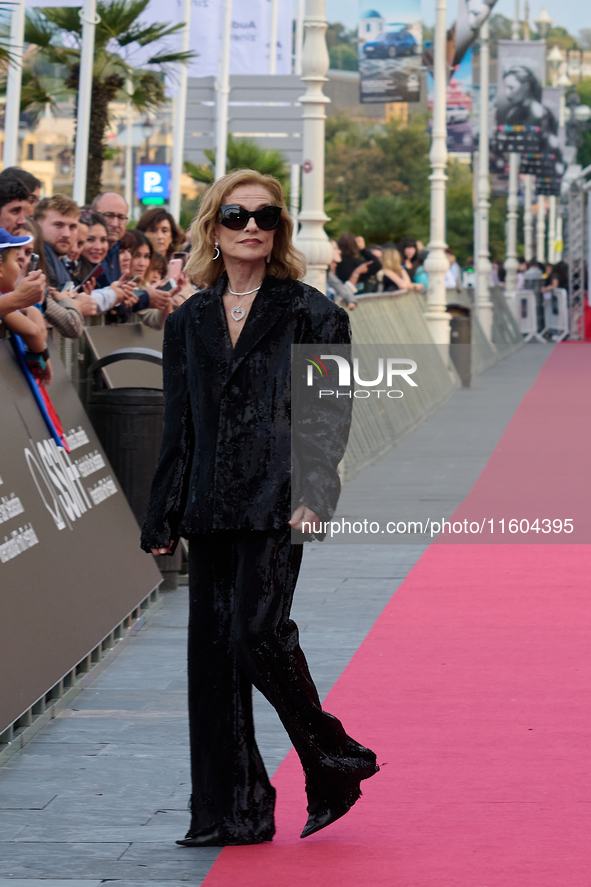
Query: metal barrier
516 289 545 343
541 288 569 342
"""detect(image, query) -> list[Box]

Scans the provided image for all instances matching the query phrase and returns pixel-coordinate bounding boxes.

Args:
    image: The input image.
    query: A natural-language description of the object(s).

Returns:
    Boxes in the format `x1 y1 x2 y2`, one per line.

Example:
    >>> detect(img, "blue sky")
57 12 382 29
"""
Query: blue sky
325 0 589 34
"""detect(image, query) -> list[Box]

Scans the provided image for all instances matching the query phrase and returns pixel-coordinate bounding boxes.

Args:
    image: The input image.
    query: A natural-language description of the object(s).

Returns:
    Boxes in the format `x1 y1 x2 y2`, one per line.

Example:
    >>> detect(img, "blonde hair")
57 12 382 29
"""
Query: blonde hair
184 169 306 287
34 194 80 222
382 248 403 276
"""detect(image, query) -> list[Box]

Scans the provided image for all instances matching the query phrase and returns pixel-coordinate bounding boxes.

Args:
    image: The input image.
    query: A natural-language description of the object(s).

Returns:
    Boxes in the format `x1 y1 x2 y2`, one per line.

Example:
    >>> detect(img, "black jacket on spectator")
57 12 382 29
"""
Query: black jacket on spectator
335 248 381 288
140 274 352 551
44 242 72 290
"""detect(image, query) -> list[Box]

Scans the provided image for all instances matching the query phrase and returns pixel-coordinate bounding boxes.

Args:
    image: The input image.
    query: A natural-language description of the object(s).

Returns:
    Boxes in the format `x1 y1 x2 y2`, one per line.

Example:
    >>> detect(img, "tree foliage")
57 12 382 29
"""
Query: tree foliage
13 0 193 201
325 114 431 221
185 135 289 190
326 22 358 71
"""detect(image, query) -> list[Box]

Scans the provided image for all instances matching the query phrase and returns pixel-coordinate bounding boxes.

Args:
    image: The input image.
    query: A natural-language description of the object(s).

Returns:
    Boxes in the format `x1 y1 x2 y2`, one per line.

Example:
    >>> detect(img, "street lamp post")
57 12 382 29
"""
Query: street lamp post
294 0 332 293
423 0 451 346
536 195 545 263
475 17 493 340
504 0 521 305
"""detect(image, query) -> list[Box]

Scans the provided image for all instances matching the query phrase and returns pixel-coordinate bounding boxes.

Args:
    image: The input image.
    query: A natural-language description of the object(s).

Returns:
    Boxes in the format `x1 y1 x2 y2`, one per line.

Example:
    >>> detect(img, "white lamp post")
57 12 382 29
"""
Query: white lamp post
535 7 552 38
215 0 232 181
294 0 332 293
475 17 493 340
547 194 556 262
523 173 533 260
72 0 98 205
3 0 25 168
423 0 451 345
536 195 545 262
504 0 521 304
170 0 192 221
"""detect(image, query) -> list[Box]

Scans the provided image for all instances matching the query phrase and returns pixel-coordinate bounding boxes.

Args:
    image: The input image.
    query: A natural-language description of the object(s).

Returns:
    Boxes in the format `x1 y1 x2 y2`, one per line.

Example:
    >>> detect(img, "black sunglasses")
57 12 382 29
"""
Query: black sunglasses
219 204 282 231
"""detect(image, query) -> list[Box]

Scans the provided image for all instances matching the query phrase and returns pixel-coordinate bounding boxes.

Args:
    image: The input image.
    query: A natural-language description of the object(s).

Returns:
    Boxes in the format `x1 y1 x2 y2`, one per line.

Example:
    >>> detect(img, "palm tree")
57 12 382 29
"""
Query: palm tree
18 0 193 201
186 135 289 191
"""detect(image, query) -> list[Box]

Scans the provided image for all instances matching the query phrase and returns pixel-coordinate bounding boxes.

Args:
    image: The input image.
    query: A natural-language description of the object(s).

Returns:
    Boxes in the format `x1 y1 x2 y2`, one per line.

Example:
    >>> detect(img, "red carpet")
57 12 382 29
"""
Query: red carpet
202 345 591 886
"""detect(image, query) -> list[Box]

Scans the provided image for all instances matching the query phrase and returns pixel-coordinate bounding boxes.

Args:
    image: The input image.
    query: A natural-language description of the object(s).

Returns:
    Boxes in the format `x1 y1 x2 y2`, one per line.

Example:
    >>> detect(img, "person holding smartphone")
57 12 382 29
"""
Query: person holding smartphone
20 217 85 338
73 211 135 314
108 231 177 326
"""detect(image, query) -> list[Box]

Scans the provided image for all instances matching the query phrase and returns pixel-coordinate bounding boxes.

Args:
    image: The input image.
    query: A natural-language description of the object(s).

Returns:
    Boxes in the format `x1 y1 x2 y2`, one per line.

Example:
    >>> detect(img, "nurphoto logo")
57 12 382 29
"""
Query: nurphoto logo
305 354 418 399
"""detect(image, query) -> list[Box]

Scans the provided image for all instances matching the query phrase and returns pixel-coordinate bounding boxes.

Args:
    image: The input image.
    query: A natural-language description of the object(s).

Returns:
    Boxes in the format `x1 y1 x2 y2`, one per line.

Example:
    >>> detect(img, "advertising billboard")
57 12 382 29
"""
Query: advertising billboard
453 0 497 67
358 1 422 103
495 40 548 153
428 50 474 153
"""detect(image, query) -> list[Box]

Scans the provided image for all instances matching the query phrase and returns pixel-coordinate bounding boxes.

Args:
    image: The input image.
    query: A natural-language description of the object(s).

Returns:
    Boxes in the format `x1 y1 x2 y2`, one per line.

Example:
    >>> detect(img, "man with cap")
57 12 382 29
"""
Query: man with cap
0 226 51 386
0 219 46 319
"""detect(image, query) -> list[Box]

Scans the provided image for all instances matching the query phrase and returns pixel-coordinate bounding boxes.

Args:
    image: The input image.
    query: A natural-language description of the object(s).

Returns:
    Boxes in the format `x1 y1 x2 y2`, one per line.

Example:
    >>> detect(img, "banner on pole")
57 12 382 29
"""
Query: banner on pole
25 0 82 6
185 0 292 78
495 40 547 153
428 49 473 153
358 0 422 103
453 0 497 67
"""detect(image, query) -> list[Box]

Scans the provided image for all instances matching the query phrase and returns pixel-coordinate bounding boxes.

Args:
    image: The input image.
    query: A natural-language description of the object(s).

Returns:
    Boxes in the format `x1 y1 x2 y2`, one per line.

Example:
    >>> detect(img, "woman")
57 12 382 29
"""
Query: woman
499 66 559 150
335 232 381 291
105 231 157 323
140 169 378 847
397 236 421 282
117 230 136 279
136 207 182 260
378 247 415 292
327 240 369 309
73 212 133 315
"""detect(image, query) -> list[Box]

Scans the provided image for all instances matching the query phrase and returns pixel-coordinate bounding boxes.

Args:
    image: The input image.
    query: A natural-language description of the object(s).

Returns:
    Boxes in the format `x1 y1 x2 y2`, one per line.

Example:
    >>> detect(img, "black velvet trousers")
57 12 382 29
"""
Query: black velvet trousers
186 527 356 843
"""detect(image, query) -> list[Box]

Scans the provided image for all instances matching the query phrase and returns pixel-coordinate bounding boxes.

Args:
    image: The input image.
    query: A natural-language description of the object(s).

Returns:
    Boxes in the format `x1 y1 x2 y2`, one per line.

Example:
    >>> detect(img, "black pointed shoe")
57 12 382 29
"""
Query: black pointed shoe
300 754 379 839
176 827 226 847
177 825 274 847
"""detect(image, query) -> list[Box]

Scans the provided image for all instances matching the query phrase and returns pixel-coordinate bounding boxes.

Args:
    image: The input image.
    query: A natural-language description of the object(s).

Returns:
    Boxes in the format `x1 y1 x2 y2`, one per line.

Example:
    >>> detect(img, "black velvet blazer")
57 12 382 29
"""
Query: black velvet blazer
140 273 352 551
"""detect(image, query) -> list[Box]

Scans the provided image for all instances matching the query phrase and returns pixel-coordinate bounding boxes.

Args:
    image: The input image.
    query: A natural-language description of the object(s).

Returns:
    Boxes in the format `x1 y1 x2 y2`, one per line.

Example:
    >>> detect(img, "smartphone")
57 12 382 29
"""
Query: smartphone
158 278 176 292
167 258 183 281
128 275 141 285
172 251 188 267
74 263 103 292
29 252 39 272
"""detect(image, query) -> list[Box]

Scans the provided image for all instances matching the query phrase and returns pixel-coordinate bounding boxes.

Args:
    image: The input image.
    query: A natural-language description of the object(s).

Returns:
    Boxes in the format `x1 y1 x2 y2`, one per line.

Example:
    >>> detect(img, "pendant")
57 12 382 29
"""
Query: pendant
231 306 246 322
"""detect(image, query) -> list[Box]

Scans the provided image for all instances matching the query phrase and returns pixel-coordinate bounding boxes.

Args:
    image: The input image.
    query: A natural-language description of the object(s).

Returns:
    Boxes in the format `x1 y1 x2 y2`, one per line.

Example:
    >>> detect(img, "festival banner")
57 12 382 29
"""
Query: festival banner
128 0 292 76
495 40 547 153
187 0 293 78
453 0 497 67
358 0 422 103
517 87 563 191
428 49 473 153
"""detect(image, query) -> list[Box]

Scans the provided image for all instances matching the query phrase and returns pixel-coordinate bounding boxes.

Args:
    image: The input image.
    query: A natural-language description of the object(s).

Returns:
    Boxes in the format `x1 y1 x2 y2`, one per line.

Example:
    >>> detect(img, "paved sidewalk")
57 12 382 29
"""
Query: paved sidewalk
0 345 551 885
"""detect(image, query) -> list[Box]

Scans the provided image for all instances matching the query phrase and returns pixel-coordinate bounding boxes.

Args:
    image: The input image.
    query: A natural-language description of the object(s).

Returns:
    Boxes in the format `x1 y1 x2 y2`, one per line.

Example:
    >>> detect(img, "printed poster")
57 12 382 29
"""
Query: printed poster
453 0 498 67
358 0 422 103
495 40 547 153
428 49 473 153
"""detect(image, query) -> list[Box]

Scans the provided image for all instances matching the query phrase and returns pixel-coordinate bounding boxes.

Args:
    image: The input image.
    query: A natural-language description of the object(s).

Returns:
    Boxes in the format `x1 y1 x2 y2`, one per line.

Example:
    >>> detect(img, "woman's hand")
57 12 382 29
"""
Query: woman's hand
289 503 321 532
151 541 175 555
112 278 136 305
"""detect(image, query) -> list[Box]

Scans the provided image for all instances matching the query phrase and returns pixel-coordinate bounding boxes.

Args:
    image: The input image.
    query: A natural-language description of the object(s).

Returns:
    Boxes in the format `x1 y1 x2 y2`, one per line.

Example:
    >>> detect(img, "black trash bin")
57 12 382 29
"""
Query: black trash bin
448 305 471 388
86 348 181 590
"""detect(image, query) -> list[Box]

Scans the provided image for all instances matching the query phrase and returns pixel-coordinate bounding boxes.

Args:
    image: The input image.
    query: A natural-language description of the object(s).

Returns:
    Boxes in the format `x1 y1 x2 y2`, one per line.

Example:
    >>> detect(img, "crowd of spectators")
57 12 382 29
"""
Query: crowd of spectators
0 165 575 391
0 167 194 390
328 230 571 308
